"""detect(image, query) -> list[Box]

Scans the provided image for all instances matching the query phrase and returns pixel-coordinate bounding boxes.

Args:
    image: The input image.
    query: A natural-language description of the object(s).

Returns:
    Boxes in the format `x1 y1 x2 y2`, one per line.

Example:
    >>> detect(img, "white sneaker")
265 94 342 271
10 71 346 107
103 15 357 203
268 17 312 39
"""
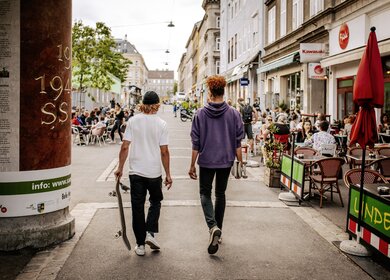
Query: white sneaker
145 232 160 250
208 226 222 254
135 245 145 256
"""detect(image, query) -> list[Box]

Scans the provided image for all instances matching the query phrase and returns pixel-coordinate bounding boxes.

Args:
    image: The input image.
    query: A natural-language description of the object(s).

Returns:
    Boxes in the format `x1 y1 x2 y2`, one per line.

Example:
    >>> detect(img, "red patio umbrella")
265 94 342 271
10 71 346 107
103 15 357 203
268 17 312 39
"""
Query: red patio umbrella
349 27 384 244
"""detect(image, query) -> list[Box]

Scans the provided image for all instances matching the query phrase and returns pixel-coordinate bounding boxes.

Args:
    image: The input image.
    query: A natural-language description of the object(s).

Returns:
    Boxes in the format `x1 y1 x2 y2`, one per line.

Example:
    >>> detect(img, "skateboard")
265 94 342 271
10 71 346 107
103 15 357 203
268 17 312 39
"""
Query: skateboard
109 179 131 250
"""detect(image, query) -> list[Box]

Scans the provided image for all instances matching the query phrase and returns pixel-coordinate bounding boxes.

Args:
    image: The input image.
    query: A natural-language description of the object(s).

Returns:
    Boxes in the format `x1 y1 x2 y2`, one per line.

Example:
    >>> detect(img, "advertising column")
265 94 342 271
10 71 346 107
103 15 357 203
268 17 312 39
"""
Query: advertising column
0 0 75 250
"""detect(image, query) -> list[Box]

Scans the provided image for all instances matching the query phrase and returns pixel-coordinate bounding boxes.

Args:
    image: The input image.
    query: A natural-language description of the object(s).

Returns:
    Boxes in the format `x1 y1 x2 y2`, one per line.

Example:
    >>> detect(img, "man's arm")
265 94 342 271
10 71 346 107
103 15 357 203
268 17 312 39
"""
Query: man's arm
188 150 199 179
114 140 130 180
160 145 172 189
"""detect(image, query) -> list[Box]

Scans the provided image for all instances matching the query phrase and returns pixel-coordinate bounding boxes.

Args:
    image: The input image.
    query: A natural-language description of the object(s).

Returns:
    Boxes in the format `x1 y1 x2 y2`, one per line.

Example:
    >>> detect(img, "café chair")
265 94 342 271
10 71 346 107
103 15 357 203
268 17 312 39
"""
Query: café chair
365 157 390 181
319 143 336 157
348 147 363 169
294 147 318 156
91 127 107 146
309 157 345 208
344 168 388 189
377 147 390 157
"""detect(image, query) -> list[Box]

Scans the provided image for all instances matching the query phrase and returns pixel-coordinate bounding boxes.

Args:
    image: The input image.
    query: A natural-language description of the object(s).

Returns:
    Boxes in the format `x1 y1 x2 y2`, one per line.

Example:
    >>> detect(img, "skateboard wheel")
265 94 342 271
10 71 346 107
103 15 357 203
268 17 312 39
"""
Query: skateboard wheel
109 191 117 197
115 231 122 238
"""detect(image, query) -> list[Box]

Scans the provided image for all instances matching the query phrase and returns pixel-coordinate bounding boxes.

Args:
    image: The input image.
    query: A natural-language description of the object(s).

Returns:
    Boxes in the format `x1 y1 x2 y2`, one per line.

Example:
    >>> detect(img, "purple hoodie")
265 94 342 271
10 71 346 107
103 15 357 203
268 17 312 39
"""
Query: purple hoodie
191 102 244 168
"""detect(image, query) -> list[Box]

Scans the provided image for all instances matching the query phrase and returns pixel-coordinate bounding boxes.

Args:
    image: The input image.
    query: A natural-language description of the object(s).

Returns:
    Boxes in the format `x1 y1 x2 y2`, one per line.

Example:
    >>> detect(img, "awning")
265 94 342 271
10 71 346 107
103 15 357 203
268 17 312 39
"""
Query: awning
257 52 300 74
228 64 249 82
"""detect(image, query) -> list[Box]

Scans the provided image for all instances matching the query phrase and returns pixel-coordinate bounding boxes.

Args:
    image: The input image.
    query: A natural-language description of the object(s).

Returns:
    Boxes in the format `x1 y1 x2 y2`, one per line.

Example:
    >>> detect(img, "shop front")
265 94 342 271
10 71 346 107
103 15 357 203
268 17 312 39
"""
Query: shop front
321 8 390 122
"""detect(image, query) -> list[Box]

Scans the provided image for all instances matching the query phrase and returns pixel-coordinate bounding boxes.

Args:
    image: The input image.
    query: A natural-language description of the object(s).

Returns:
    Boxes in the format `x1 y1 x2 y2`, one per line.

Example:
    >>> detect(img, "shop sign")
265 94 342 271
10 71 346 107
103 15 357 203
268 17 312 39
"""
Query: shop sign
308 63 326 80
240 78 250 86
339 23 350 50
329 15 368 56
299 43 326 63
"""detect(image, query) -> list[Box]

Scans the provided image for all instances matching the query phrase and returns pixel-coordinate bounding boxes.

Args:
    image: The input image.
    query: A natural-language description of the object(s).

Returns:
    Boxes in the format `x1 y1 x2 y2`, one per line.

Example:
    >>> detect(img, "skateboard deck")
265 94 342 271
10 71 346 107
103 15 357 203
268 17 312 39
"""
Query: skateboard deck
110 179 131 251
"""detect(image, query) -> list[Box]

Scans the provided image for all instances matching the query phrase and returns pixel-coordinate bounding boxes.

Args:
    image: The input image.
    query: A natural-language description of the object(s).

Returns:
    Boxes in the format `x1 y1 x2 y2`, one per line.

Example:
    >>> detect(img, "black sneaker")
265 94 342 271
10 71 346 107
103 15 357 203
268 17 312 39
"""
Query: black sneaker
208 226 222 254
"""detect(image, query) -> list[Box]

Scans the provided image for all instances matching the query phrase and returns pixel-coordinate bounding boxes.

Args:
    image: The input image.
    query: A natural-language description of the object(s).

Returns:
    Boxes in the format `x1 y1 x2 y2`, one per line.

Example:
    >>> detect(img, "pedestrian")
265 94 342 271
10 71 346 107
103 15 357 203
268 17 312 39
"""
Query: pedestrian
237 97 258 154
109 103 124 144
189 75 244 255
114 91 173 256
173 102 177 117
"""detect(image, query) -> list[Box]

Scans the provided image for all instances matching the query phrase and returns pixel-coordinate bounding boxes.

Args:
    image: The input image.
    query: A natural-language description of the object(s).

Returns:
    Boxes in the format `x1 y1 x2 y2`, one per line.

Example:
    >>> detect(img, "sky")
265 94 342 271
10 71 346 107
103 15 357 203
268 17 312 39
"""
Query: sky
72 0 205 76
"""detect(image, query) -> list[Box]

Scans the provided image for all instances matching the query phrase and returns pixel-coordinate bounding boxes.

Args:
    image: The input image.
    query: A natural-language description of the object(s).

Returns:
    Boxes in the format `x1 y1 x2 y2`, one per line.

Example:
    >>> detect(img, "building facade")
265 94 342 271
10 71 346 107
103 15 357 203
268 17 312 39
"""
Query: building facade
115 36 148 106
220 0 263 106
145 70 175 101
321 0 390 120
178 0 221 106
260 0 390 121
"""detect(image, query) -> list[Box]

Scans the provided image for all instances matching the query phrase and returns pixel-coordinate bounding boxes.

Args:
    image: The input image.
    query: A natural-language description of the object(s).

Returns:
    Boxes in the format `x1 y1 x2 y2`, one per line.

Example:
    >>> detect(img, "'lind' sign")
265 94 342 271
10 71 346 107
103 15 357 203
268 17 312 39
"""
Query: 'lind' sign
299 43 326 63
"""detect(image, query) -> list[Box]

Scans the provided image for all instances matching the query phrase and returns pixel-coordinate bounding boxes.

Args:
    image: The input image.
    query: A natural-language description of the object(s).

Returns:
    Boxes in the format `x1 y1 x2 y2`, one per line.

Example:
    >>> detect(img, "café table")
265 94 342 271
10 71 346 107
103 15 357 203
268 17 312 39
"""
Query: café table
346 154 386 163
294 155 326 200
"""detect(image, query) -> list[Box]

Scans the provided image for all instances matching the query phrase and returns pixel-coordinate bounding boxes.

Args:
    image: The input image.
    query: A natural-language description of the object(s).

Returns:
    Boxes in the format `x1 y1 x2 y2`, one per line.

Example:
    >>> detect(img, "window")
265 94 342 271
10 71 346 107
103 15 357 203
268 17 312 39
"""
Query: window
216 16 220 28
292 0 303 30
230 39 234 62
216 37 220 51
216 60 220 75
280 0 287 37
252 14 259 46
310 0 324 17
268 6 276 44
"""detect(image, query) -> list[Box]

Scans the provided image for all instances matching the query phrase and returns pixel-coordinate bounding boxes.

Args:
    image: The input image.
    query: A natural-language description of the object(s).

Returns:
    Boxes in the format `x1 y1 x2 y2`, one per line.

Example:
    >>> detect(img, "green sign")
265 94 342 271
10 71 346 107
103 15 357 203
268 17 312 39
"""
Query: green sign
281 155 304 186
349 187 390 239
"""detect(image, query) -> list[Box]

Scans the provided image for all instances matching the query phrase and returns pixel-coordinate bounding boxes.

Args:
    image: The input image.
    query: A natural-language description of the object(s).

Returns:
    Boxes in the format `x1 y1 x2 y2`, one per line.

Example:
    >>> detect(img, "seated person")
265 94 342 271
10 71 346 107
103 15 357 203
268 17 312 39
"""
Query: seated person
296 119 315 144
378 113 389 133
311 121 336 152
263 115 291 151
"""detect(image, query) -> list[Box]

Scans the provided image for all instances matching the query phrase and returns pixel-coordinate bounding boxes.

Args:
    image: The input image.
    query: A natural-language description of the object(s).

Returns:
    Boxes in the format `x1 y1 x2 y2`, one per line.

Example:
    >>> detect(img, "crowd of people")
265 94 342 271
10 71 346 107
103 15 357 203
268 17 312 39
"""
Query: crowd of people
71 99 135 145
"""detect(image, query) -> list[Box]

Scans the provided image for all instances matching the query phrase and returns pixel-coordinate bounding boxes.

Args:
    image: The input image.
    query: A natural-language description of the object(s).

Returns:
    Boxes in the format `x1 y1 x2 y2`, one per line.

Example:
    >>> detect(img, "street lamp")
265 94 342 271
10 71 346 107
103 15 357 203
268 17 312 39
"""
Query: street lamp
165 49 170 53
167 21 175 27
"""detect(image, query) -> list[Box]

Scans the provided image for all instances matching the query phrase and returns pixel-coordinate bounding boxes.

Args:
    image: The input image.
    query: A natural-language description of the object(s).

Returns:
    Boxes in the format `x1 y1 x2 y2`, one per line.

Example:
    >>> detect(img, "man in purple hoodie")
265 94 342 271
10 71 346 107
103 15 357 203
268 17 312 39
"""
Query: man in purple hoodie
189 75 244 255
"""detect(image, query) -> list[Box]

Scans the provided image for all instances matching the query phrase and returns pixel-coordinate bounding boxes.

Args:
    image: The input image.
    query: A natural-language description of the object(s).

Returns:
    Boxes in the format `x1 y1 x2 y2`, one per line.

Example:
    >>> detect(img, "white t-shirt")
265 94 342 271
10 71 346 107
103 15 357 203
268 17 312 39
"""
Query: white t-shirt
123 113 168 178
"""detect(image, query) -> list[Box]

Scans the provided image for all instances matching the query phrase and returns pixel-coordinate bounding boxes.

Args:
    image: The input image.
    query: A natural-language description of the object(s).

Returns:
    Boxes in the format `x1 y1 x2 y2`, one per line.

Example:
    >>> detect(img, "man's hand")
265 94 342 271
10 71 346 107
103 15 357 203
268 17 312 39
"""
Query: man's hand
164 175 173 190
114 169 123 180
188 165 197 180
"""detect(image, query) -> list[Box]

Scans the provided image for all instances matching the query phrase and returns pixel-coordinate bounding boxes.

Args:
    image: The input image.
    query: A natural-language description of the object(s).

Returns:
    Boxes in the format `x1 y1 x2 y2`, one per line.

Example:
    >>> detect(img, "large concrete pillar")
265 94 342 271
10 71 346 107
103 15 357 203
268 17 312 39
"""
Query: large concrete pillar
0 0 75 250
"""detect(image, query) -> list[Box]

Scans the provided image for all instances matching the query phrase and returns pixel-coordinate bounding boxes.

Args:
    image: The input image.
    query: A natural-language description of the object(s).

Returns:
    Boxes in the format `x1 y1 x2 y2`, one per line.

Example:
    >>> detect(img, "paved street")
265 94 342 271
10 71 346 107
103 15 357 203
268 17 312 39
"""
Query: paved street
10 106 389 280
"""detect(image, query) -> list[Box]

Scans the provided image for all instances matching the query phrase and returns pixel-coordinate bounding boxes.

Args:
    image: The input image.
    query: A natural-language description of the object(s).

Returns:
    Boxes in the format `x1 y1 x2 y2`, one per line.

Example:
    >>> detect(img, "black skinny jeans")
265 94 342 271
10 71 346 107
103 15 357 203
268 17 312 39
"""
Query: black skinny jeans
111 120 123 141
129 175 163 246
199 167 231 230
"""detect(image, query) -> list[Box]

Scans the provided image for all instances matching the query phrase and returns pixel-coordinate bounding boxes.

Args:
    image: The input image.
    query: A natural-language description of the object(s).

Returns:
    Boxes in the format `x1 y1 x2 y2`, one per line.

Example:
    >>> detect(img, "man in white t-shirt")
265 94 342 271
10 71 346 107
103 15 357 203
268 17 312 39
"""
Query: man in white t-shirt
115 91 172 256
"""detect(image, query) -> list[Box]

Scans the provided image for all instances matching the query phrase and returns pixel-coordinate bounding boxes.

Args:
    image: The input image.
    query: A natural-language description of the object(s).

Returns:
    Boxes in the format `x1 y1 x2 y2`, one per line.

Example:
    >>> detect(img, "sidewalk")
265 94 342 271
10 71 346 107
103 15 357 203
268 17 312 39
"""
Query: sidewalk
13 173 384 280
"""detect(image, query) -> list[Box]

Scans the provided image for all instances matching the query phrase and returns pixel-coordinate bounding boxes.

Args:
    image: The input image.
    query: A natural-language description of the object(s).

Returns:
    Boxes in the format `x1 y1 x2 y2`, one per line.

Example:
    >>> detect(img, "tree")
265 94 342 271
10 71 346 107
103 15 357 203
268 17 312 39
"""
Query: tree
72 21 131 104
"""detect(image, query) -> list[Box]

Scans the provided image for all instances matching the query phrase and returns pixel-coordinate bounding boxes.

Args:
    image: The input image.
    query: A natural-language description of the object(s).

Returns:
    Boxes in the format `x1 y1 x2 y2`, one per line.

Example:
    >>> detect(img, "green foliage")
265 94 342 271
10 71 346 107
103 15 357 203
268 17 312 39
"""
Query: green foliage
263 124 284 169
72 21 131 93
279 100 288 111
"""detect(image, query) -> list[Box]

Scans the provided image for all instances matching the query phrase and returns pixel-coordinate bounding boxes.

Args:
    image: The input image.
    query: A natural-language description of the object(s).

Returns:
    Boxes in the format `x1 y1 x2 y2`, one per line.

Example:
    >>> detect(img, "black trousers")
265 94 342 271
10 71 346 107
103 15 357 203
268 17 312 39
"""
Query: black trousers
199 167 231 230
111 120 123 141
129 175 163 246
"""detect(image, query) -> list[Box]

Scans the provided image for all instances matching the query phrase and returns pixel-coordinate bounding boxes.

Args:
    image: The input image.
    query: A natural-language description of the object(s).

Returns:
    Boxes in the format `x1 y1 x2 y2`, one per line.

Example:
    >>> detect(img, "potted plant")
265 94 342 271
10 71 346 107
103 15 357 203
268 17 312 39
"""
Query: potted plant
263 124 285 188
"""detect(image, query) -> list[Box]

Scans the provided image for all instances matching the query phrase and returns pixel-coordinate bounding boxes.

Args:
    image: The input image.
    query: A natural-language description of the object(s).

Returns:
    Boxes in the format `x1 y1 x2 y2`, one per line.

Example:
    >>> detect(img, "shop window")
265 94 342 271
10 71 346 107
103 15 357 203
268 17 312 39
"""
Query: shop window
337 77 357 120
286 72 301 110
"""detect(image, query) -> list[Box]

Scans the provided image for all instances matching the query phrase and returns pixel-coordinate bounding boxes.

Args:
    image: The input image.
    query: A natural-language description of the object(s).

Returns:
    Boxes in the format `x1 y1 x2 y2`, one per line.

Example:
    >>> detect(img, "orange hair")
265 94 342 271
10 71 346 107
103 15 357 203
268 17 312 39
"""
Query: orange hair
206 75 226 96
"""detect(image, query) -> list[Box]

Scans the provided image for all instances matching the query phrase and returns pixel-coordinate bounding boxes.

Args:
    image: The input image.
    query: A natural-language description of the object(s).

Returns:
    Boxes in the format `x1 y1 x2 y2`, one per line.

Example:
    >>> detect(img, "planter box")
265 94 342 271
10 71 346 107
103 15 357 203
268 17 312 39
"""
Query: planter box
264 167 281 188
